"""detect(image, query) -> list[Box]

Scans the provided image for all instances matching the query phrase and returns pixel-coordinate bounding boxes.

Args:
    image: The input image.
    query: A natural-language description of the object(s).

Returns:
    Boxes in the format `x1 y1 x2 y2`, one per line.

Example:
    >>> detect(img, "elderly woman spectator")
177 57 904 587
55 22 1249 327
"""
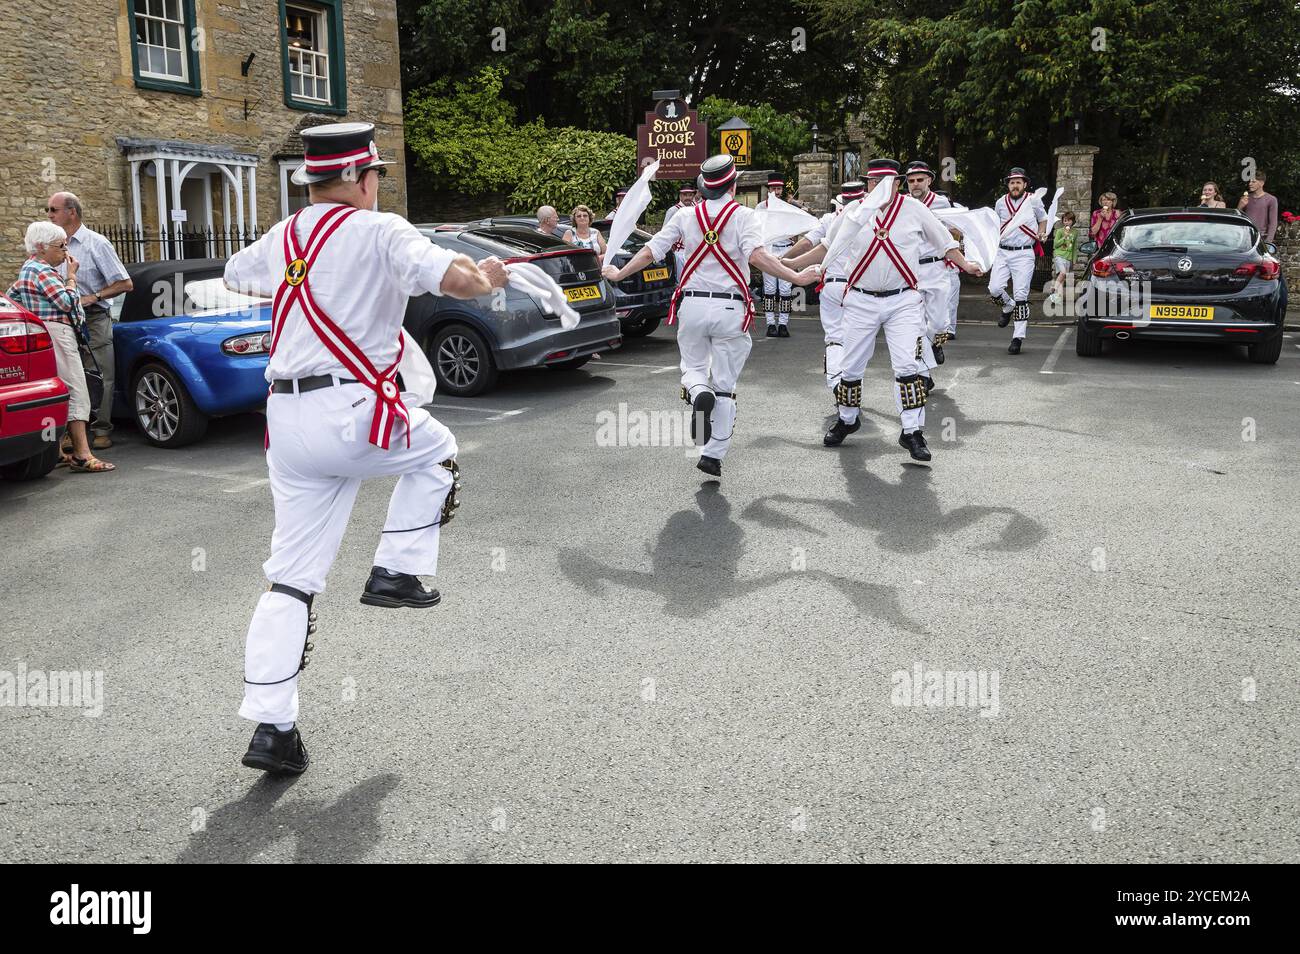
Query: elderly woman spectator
562 205 606 256
5 221 115 472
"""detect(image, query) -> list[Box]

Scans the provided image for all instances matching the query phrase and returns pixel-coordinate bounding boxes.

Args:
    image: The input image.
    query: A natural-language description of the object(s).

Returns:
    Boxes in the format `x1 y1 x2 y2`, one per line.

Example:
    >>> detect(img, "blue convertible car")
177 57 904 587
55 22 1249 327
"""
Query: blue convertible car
112 259 271 447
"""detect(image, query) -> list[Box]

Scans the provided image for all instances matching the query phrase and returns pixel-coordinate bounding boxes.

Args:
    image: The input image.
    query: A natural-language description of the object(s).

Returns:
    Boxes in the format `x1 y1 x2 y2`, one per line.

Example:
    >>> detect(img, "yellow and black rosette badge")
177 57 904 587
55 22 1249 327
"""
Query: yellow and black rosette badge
703 229 720 246
285 258 308 287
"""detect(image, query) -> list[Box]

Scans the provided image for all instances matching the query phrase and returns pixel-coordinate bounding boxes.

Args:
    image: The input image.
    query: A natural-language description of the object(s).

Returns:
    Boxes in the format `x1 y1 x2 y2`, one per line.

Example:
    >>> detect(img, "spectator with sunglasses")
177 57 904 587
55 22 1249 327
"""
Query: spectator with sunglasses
6 222 115 472
47 192 132 449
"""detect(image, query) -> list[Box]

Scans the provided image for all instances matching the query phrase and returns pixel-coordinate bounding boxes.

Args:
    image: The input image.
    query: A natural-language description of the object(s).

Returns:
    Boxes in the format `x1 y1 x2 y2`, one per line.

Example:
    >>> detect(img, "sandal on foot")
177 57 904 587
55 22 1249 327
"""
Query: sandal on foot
69 456 116 473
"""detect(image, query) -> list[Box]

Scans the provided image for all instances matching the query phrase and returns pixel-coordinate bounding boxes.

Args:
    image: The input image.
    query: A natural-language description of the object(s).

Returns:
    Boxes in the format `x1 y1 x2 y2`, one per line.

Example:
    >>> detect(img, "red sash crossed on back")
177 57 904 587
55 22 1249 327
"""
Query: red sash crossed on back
666 200 756 332
840 193 917 297
270 205 412 450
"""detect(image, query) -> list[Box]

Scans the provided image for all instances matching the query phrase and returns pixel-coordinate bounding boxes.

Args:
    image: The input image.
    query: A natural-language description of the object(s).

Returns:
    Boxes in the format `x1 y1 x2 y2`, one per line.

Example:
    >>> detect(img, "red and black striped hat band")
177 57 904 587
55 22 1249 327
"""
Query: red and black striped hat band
767 179 783 187
303 144 378 173
840 188 865 200
702 167 737 188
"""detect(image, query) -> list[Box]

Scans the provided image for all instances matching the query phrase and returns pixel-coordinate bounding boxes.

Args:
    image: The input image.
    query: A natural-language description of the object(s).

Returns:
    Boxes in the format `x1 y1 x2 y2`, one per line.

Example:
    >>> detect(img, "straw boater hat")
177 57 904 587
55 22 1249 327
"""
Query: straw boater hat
291 121 393 185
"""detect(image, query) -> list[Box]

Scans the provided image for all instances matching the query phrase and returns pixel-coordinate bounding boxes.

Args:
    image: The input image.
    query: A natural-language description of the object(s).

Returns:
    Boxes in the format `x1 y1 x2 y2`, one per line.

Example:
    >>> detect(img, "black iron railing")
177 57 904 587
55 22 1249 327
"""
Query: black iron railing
91 225 260 264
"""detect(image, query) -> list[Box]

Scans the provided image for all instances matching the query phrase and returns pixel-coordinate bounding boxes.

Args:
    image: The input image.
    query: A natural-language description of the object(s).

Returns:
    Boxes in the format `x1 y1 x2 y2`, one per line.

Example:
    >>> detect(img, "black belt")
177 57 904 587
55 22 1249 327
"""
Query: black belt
680 290 747 301
999 243 1033 251
849 286 915 298
918 256 944 265
271 374 360 394
823 277 847 284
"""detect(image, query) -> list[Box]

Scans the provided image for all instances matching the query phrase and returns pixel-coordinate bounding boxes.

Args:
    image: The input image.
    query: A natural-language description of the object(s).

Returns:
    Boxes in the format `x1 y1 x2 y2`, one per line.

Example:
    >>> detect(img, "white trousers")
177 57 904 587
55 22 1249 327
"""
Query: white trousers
988 246 1036 339
762 269 793 325
837 288 927 433
46 321 91 422
947 269 961 334
240 381 457 725
676 297 752 461
819 278 847 390
916 261 953 368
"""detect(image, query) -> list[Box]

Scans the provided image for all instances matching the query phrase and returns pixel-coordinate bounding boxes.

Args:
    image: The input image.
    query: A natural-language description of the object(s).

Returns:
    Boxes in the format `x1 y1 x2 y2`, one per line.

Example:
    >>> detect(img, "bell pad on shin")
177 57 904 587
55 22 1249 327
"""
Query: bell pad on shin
778 295 793 314
1015 301 1031 322
834 378 863 408
897 374 928 410
439 457 461 527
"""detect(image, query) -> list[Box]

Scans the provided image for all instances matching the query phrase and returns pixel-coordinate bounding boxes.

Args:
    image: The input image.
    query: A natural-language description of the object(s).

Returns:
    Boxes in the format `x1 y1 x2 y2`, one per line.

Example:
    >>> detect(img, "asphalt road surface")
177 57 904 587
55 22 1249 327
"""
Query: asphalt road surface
3 311 1297 863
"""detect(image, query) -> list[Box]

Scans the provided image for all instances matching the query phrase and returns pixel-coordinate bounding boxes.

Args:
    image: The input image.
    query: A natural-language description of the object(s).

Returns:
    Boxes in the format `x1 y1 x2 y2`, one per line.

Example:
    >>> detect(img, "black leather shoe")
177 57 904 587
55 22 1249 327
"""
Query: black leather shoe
997 310 1012 328
823 418 861 446
777 324 790 338
691 389 715 446
923 375 935 392
242 723 309 774
933 342 945 364
1008 337 1023 355
899 429 932 462
766 324 777 337
360 566 441 608
696 455 722 478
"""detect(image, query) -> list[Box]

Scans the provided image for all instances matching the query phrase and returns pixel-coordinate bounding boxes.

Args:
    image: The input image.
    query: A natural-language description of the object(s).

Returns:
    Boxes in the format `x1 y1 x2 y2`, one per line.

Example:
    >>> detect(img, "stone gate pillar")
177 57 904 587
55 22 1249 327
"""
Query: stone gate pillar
1052 145 1099 222
794 152 835 214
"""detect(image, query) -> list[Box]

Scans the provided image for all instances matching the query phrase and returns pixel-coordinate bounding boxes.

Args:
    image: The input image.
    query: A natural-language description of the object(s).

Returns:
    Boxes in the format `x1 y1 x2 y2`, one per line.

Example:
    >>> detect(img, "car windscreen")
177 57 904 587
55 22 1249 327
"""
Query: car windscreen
461 228 568 257
1115 220 1256 253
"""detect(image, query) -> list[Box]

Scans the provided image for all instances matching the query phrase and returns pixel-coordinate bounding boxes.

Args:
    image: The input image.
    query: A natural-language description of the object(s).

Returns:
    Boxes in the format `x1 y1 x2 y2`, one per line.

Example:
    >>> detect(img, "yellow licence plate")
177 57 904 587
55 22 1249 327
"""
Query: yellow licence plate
564 284 601 302
642 267 670 282
1150 304 1213 320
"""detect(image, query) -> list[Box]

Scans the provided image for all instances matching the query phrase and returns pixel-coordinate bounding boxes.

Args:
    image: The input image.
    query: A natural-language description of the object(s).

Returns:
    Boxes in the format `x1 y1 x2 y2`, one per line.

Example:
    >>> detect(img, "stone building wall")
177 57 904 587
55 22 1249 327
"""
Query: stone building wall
1 0 405 277
1273 222 1300 292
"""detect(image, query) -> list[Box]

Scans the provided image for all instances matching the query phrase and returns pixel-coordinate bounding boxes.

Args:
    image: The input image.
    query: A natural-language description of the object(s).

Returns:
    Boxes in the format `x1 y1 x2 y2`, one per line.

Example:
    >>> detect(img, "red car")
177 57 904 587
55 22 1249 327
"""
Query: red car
0 295 69 480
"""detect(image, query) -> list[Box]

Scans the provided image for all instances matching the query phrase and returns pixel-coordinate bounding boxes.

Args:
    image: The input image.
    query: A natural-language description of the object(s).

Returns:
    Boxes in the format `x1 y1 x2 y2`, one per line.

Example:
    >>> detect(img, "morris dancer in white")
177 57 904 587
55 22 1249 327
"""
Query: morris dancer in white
662 184 697 280
223 122 508 774
784 181 864 396
785 159 983 462
903 161 957 371
988 166 1048 354
603 154 819 478
756 174 795 337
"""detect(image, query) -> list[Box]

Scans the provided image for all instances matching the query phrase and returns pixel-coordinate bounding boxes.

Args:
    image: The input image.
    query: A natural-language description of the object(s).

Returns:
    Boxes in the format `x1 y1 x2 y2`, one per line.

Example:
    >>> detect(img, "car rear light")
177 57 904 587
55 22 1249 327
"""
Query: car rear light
1233 260 1280 280
0 315 52 355
1091 258 1133 278
221 332 272 355
545 350 572 361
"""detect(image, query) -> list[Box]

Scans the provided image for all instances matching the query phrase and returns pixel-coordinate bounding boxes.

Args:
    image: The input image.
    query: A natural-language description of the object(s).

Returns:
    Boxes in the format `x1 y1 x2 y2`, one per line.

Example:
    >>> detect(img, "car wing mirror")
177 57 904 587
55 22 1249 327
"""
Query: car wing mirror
1265 242 1277 255
1079 240 1098 256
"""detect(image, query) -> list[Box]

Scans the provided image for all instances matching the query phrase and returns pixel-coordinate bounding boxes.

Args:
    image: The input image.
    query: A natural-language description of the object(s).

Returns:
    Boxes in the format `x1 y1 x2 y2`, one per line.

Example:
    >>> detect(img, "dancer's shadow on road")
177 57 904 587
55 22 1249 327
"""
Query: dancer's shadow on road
742 427 1047 555
561 484 920 632
175 772 398 863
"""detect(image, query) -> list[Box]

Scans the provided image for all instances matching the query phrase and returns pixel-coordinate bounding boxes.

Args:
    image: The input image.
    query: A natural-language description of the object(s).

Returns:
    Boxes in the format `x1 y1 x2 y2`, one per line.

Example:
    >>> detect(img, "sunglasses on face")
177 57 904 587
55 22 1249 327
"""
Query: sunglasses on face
907 177 928 184
45 242 67 250
45 206 69 213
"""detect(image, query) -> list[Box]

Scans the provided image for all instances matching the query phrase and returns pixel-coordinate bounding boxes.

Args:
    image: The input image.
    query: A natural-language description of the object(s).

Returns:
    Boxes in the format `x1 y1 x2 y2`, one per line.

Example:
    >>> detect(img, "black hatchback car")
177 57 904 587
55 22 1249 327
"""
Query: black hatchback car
478 215 676 336
409 224 623 395
1076 208 1287 363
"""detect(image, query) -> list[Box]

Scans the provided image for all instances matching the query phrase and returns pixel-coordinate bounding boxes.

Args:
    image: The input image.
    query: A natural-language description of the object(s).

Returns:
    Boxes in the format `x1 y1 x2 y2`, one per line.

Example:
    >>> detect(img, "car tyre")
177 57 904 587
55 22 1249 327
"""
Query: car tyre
548 355 592 371
133 362 208 448
1247 332 1283 365
1075 323 1103 357
430 323 498 397
620 315 662 337
0 436 61 481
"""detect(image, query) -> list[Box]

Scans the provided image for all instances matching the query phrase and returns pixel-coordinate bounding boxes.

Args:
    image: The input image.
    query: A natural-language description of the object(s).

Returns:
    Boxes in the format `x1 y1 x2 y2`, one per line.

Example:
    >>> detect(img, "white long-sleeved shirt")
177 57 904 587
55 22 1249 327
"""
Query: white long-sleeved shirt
821 194 958 292
225 203 457 381
995 192 1049 249
646 197 763 294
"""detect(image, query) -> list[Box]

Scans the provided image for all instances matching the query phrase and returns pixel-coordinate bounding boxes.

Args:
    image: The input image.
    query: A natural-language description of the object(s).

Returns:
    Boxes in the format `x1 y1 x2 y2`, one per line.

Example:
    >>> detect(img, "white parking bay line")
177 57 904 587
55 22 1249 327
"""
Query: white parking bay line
427 403 521 415
590 360 677 371
144 465 269 493
1040 328 1073 374
484 407 531 422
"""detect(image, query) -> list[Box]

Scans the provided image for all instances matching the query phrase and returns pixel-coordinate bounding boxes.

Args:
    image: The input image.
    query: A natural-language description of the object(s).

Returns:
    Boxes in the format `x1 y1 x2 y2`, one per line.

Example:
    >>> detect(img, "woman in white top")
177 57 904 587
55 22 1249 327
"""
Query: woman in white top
563 205 607 257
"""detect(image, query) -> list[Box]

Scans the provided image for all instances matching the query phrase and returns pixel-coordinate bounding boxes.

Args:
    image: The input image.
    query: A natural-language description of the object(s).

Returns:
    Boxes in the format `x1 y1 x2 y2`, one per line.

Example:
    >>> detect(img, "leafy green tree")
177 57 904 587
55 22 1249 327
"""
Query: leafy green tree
404 67 547 194
696 97 812 174
508 128 638 214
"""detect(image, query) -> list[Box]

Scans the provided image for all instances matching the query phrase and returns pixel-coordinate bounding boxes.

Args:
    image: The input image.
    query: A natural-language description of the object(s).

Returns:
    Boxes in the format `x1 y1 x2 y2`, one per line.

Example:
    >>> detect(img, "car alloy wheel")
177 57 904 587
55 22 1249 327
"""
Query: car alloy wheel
136 369 181 442
436 333 482 390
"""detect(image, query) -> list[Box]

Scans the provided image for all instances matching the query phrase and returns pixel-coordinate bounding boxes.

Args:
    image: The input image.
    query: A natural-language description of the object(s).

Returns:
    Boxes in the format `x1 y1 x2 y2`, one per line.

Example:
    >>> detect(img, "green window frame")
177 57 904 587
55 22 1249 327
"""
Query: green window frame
129 0 202 96
279 0 348 115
